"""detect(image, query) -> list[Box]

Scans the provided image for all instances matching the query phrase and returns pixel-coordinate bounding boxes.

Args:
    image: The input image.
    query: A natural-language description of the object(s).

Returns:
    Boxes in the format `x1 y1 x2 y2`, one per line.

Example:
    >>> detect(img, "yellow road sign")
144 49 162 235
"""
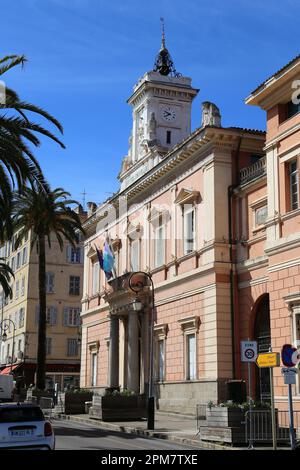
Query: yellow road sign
256 352 280 368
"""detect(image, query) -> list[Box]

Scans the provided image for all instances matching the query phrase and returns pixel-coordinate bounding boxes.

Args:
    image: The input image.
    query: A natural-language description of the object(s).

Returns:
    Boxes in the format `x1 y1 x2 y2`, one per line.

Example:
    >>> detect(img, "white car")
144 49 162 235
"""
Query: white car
0 403 55 450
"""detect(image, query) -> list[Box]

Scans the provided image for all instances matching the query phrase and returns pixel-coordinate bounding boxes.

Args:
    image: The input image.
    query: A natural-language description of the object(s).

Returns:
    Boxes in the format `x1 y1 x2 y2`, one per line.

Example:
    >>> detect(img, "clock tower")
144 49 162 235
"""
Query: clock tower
119 21 199 190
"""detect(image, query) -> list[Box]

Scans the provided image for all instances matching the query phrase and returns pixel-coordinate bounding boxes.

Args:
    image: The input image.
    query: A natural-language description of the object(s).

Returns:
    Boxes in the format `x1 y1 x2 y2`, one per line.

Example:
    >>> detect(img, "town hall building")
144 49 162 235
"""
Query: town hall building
80 30 300 415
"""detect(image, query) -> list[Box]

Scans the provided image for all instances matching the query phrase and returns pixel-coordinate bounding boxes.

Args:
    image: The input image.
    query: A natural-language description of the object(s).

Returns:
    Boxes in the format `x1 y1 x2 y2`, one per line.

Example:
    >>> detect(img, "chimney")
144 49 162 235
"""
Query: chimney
87 202 97 217
74 204 84 214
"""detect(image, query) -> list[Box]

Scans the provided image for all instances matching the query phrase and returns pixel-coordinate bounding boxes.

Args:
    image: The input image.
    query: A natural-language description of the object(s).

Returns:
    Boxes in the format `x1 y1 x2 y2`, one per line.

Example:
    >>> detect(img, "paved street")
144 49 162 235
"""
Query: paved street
53 419 202 450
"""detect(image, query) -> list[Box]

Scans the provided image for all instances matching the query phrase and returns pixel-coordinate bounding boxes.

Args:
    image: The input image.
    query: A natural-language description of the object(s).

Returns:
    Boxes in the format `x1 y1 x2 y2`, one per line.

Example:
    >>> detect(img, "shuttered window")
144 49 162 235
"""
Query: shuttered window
16 252 21 269
46 272 55 293
15 281 19 299
63 307 81 327
67 245 83 263
22 246 28 265
67 339 78 356
69 276 80 295
21 276 25 296
19 308 25 328
36 306 57 326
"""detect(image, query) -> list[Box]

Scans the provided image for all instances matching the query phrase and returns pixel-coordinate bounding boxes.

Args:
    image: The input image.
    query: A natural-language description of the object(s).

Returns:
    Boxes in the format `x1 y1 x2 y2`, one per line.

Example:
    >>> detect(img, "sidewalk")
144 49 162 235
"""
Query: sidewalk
53 411 248 450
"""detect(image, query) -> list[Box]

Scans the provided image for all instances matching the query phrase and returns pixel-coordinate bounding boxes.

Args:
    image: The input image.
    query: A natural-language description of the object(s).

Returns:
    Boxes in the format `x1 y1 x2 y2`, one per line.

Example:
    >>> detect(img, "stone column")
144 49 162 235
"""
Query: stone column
141 309 150 394
127 311 140 393
109 315 119 388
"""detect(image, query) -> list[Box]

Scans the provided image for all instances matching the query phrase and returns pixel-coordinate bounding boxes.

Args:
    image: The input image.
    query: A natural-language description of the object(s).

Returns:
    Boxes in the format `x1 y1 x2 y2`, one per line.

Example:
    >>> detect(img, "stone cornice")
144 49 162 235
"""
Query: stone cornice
268 257 300 273
238 275 269 290
127 78 199 107
265 232 300 256
237 255 269 273
83 127 264 237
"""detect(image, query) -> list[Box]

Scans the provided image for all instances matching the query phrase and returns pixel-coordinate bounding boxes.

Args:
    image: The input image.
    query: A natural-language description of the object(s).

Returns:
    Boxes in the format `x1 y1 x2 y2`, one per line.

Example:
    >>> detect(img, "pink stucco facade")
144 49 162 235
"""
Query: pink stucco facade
80 54 300 415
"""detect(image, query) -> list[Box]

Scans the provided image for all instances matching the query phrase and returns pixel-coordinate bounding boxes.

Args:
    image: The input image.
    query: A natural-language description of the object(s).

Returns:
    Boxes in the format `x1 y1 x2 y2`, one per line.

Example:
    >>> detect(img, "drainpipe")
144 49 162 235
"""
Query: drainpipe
228 136 243 380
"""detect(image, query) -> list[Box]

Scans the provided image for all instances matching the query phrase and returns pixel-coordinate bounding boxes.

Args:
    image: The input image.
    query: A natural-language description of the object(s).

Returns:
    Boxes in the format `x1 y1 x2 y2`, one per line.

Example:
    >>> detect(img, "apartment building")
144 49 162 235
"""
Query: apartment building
0 209 86 390
237 54 300 411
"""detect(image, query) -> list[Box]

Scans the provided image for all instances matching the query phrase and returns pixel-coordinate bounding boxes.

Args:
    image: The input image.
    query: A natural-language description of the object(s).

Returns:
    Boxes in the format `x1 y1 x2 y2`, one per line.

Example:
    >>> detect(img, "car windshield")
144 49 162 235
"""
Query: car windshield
0 407 44 423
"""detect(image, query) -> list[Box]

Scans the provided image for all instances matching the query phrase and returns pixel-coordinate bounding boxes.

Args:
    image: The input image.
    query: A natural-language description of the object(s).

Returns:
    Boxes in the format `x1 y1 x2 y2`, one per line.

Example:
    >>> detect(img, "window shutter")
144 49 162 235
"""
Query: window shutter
76 309 81 326
63 307 69 326
22 247 27 265
49 273 54 293
67 246 72 262
80 247 84 264
20 308 24 328
51 307 57 326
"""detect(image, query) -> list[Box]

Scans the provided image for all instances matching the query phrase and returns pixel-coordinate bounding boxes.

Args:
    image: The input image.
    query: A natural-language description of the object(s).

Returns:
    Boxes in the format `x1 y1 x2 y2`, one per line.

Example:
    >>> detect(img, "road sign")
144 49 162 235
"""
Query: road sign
282 368 298 385
256 352 280 368
281 344 297 367
241 341 258 362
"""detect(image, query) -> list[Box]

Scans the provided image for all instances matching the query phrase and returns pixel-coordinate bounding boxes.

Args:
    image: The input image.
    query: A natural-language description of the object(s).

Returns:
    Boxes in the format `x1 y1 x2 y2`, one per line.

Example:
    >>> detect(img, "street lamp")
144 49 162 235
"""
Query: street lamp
0 318 16 374
129 271 155 430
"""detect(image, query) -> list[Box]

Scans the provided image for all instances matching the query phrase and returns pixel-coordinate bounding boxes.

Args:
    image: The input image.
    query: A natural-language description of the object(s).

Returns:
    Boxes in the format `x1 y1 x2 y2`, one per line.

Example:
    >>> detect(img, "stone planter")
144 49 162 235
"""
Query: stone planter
89 394 147 421
64 392 93 415
26 389 54 403
200 406 245 445
206 406 244 428
200 406 277 446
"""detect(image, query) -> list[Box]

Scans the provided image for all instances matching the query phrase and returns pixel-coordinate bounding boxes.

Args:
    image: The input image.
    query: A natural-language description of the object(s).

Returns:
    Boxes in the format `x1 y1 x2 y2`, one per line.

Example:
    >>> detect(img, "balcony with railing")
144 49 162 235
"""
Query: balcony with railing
239 156 266 185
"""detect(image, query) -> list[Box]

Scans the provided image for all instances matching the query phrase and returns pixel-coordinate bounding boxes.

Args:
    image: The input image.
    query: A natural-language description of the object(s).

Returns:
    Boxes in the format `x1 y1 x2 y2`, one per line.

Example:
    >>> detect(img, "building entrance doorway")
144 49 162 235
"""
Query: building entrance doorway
253 294 271 402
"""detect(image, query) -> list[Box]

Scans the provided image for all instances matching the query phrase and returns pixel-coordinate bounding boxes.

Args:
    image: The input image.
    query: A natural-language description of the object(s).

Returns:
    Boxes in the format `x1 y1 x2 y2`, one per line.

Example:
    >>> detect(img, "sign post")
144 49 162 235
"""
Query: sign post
269 366 276 450
256 351 280 451
241 340 258 450
281 367 297 450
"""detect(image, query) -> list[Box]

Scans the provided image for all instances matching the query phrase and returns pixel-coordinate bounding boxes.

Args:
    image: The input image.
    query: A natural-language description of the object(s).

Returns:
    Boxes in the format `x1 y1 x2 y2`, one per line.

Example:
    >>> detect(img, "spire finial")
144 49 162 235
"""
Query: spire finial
153 19 181 77
160 17 166 49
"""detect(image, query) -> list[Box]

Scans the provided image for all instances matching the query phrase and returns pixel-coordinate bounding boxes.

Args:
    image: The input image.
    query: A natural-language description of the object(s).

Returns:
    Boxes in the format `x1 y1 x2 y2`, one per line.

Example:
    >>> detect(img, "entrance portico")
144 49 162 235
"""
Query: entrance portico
106 273 151 395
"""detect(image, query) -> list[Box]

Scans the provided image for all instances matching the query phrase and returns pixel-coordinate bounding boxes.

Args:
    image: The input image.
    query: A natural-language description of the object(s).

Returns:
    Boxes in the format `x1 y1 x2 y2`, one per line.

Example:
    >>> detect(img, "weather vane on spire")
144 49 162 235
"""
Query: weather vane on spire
153 18 181 77
160 17 166 49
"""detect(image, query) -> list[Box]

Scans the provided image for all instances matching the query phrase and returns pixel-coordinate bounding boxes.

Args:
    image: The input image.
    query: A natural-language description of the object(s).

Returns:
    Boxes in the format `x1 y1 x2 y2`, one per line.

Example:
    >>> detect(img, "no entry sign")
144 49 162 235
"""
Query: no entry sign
241 341 258 362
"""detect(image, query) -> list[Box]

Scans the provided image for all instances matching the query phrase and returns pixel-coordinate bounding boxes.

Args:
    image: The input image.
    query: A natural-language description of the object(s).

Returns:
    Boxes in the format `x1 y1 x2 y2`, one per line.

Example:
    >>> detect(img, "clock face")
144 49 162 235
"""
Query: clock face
161 106 176 122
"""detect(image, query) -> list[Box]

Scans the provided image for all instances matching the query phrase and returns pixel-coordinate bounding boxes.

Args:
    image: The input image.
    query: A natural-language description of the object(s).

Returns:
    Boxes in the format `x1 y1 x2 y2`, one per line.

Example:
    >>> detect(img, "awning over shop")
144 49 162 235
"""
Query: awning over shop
0 365 20 375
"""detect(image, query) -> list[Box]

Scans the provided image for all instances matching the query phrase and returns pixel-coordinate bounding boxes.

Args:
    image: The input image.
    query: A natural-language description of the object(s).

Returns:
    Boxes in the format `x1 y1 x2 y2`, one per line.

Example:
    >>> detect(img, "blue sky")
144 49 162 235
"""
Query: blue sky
1 0 299 205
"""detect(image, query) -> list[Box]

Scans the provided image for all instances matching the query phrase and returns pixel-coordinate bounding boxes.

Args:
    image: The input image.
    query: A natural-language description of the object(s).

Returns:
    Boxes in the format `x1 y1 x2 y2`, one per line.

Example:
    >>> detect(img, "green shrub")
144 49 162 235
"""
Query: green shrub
66 388 92 394
207 400 271 410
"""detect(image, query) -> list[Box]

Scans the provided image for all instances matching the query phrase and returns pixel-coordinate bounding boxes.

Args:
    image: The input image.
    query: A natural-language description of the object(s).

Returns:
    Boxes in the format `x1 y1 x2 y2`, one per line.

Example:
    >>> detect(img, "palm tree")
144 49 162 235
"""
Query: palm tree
13 185 85 390
0 55 65 242
0 258 14 299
